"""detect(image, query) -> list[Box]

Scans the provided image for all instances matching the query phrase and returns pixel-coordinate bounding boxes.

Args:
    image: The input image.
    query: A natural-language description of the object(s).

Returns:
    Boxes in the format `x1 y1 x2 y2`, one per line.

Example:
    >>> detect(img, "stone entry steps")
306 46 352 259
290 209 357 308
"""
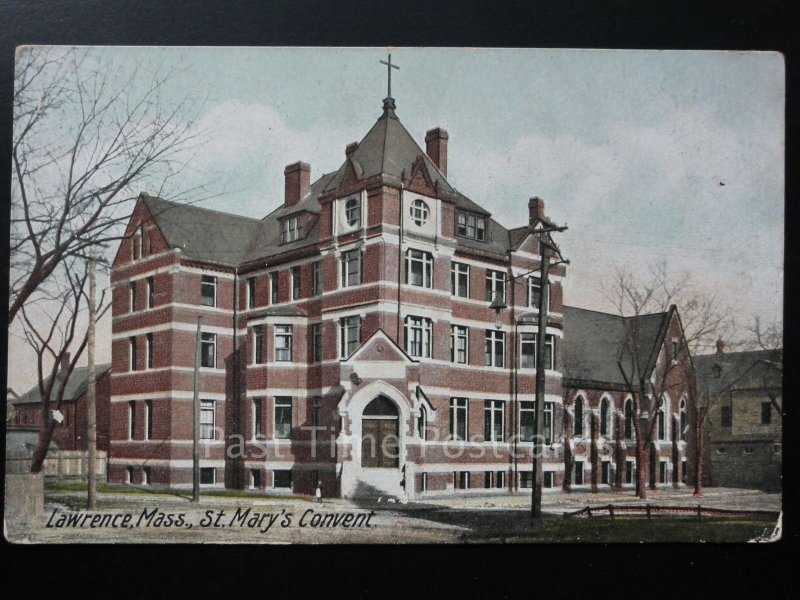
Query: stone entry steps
352 468 406 502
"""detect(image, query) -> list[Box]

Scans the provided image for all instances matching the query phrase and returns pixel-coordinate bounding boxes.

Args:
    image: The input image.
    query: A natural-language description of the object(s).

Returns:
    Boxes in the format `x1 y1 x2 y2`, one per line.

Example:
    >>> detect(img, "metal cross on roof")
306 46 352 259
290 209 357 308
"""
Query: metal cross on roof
380 53 399 99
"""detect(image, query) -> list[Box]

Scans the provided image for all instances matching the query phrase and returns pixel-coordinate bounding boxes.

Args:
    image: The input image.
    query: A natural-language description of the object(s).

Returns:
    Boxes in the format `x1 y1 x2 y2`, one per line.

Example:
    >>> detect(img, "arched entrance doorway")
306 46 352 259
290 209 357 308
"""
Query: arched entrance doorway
361 396 400 468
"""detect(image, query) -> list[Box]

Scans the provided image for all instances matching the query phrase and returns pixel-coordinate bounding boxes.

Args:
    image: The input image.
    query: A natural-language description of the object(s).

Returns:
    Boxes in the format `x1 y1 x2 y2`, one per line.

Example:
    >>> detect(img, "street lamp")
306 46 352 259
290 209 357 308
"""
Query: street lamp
490 295 507 330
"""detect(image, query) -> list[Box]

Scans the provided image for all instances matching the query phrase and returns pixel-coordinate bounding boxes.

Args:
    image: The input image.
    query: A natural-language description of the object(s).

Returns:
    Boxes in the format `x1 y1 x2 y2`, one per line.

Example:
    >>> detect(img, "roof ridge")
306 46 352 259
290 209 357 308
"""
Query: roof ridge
144 194 261 224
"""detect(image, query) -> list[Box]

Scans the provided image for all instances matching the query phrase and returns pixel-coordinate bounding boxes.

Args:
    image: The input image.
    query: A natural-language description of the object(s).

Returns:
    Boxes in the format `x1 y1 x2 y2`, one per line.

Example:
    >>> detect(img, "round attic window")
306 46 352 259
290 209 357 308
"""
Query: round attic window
410 199 429 226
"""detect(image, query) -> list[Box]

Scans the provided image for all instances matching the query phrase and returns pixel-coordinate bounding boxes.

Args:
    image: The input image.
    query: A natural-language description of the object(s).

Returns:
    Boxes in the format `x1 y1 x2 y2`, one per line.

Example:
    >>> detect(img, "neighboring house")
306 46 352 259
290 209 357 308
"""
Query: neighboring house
108 90 697 499
12 357 112 453
694 344 782 492
562 306 694 492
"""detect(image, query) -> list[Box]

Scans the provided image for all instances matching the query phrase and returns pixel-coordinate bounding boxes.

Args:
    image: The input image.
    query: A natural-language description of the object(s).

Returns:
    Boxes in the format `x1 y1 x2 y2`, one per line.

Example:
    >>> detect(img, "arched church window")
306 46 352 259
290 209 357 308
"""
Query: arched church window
345 197 361 227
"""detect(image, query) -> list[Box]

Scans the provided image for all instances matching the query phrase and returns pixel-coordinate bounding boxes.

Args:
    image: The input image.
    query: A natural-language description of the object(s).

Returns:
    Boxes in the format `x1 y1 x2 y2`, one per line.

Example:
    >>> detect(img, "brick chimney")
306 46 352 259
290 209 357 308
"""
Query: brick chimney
60 352 71 375
716 338 725 355
346 142 359 158
425 128 449 177
529 197 545 227
284 162 311 208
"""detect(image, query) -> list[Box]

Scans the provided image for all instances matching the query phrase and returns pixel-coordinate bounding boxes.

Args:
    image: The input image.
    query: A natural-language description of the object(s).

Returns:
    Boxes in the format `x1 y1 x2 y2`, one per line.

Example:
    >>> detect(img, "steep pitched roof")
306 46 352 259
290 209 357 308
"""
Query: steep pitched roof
324 100 454 196
562 306 670 389
142 100 541 266
142 195 262 266
16 364 111 405
694 349 782 396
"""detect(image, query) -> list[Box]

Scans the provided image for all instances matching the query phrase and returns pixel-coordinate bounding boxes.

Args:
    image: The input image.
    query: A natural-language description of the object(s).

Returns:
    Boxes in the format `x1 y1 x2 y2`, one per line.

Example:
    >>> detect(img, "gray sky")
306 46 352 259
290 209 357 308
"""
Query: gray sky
7 47 784 392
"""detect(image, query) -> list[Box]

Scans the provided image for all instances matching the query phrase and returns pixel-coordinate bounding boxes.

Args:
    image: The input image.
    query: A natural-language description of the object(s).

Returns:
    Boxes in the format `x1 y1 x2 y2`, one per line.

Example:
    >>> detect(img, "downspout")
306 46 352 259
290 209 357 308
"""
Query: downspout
232 266 241 489
396 181 404 343
510 255 517 492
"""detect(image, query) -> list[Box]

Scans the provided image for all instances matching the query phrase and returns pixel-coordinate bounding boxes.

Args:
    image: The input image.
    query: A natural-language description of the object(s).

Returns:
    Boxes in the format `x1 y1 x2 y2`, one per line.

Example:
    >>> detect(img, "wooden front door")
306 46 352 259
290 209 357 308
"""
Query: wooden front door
361 418 400 468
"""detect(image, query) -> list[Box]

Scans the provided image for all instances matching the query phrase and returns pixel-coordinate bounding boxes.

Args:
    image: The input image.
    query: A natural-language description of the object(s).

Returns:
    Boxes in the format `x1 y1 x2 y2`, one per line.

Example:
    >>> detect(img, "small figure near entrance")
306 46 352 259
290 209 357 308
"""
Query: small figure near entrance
316 481 323 503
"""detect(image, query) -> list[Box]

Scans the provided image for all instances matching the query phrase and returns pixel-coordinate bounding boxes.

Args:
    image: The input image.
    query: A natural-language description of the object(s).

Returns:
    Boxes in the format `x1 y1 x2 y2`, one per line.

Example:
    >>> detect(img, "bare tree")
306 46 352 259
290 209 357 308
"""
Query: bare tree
10 45 204 324
19 257 110 472
10 46 206 471
603 262 718 499
602 261 731 355
747 315 783 414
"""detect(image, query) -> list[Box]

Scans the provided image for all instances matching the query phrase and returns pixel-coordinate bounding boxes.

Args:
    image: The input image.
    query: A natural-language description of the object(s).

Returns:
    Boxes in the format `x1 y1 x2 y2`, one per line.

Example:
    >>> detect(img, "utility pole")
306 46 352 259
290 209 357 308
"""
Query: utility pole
87 250 97 510
531 244 549 520
192 316 202 502
530 226 567 521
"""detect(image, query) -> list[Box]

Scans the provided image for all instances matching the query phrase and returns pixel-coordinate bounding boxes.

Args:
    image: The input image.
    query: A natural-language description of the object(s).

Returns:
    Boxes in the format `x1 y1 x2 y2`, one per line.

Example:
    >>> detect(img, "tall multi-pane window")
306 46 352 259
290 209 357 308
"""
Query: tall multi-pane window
658 409 666 440
146 333 154 369
405 316 432 358
275 325 293 362
484 400 504 442
574 461 585 485
139 225 147 257
456 211 486 241
130 282 137 312
312 323 323 362
145 400 153 440
292 266 301 300
485 270 505 302
624 399 634 439
200 400 215 439
312 261 323 295
574 396 585 437
520 401 535 442
544 402 554 445
405 249 433 288
253 398 263 439
201 275 216 307
200 332 216 368
528 277 548 312
341 250 362 287
147 277 155 309
129 337 137 371
253 327 263 364
282 217 299 243
345 197 361 227
418 406 427 440
520 333 555 369
600 398 610 436
485 330 505 367
270 272 279 304
312 396 321 431
450 325 469 364
450 398 468 441
680 399 687 440
247 277 256 309
274 397 292 439
450 262 470 298
128 401 136 439
339 316 361 359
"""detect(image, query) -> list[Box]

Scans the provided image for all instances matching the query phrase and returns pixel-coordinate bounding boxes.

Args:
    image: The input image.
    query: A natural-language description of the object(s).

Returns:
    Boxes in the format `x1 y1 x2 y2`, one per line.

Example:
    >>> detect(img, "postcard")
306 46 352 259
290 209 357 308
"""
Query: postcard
4 47 783 544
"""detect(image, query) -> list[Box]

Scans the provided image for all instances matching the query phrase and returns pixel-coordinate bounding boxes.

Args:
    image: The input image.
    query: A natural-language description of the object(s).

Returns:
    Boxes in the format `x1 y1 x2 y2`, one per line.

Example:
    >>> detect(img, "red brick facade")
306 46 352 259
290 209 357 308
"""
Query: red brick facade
107 99 695 498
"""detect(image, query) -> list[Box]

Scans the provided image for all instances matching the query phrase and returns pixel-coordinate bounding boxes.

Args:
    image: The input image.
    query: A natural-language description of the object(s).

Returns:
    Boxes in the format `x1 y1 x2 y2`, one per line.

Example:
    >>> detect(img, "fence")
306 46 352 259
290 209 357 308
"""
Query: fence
563 504 780 521
6 448 107 480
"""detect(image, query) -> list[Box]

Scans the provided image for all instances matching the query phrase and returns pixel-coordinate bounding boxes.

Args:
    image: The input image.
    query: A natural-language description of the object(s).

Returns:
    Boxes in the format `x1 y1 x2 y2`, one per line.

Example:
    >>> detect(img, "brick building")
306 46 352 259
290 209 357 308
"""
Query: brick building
107 93 695 499
12 357 112 453
695 345 782 491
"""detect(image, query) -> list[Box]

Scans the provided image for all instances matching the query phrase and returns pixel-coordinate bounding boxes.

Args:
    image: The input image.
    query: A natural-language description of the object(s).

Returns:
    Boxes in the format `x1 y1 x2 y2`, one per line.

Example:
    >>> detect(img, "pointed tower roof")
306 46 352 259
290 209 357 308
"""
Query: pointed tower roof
324 98 455 195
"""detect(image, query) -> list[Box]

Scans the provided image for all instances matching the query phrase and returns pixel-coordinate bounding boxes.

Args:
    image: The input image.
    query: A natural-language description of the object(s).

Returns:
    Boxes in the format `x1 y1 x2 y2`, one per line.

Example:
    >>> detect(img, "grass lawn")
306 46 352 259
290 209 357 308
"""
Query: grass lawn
45 480 309 503
484 517 778 543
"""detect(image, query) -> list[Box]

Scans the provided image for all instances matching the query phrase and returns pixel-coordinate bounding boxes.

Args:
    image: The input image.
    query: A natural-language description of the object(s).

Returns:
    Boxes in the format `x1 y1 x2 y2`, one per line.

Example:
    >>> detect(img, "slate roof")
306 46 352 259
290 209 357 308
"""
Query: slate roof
143 195 263 266
562 306 670 389
140 99 543 266
694 349 781 396
16 364 111 404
